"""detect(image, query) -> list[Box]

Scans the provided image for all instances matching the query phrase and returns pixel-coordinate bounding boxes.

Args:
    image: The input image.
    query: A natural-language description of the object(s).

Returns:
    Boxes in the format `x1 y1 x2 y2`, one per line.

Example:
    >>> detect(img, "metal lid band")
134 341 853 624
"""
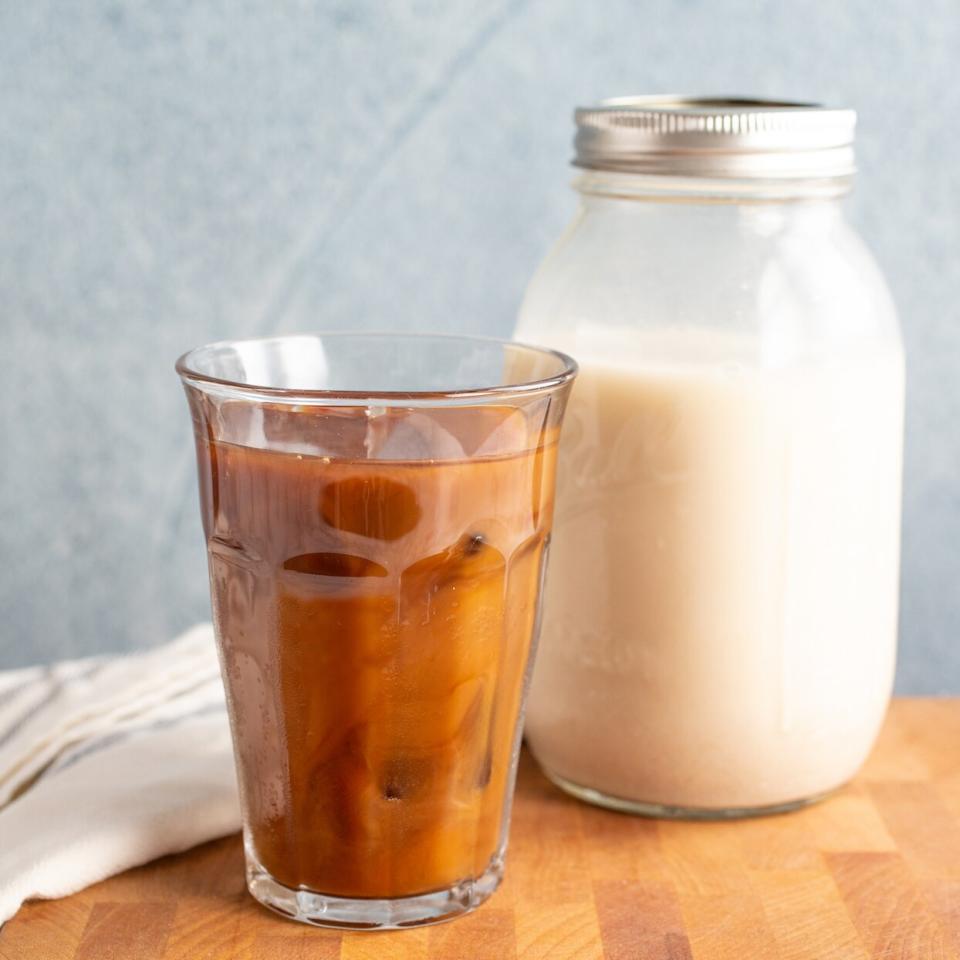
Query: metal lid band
574 96 857 180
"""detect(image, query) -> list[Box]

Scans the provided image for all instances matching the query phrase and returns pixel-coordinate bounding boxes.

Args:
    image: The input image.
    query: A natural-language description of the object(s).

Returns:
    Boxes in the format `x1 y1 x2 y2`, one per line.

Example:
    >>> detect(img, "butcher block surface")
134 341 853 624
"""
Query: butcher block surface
3 698 960 959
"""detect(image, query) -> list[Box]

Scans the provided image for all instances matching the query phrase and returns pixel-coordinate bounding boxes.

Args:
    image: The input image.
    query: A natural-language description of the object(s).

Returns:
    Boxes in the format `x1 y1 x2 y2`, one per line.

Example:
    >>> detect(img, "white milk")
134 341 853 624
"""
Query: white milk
524 329 904 810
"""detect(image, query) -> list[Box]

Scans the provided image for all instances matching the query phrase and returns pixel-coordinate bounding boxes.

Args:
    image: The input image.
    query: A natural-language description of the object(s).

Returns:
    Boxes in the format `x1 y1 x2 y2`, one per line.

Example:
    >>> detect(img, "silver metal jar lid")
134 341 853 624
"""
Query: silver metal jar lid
574 96 856 180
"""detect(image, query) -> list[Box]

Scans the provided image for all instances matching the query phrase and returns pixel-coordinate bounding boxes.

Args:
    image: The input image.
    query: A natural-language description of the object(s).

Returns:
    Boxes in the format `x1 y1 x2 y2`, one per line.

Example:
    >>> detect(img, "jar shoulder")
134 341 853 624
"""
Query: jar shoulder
516 201 900 356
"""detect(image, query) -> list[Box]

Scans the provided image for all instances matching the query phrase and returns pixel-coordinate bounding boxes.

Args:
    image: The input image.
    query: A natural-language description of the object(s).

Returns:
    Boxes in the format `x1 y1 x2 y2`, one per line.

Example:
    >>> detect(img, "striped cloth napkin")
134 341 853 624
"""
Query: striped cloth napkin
0 624 240 924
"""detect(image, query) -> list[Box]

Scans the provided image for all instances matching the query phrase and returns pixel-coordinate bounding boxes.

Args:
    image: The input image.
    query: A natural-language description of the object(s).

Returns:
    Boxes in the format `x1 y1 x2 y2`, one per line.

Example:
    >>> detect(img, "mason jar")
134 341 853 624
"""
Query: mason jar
516 97 904 817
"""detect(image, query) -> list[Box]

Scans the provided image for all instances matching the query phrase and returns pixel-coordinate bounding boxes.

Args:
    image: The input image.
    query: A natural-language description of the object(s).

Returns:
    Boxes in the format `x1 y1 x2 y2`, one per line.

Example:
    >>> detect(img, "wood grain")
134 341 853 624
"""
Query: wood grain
2 698 960 960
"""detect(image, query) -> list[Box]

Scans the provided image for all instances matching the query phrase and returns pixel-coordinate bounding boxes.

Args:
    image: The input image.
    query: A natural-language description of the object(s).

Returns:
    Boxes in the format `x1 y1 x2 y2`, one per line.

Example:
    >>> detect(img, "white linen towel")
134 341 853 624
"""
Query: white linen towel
0 623 240 924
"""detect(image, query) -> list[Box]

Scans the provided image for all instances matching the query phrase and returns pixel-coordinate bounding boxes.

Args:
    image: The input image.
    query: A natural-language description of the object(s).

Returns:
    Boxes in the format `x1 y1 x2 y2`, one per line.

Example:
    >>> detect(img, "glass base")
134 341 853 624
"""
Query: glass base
544 768 834 820
245 845 505 930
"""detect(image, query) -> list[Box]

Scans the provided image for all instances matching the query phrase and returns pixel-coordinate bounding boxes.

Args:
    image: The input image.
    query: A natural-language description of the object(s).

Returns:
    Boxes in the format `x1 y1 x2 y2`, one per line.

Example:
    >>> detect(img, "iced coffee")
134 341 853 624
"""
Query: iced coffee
178 333 574 928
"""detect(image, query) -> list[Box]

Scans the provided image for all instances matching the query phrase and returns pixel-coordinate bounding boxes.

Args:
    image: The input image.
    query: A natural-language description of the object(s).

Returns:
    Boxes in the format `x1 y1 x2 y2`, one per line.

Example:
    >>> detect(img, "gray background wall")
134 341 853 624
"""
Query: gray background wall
1 1 957 691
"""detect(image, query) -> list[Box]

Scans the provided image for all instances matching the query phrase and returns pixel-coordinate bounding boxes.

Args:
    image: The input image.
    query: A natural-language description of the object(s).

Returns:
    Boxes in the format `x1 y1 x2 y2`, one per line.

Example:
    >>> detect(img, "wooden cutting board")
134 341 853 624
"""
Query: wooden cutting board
3 697 960 960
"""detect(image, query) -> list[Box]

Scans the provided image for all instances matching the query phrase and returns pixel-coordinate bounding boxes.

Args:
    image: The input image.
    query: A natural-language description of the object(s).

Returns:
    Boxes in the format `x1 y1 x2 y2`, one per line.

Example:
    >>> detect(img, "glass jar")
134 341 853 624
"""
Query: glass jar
515 97 904 817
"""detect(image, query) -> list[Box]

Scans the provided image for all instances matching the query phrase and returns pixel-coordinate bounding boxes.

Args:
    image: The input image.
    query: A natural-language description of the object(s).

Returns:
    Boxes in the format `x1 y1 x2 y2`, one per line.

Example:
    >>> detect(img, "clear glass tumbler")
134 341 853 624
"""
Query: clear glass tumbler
176 333 576 929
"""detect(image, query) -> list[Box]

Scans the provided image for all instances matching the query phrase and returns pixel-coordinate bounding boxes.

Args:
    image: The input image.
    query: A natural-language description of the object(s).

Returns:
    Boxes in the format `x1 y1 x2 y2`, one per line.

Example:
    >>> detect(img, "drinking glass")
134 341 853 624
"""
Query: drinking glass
176 333 576 929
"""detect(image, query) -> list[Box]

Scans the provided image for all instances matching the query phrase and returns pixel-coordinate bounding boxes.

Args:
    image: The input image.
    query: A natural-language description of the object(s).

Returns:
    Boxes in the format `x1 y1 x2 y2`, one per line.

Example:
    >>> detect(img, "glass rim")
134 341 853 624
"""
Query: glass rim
176 331 578 405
